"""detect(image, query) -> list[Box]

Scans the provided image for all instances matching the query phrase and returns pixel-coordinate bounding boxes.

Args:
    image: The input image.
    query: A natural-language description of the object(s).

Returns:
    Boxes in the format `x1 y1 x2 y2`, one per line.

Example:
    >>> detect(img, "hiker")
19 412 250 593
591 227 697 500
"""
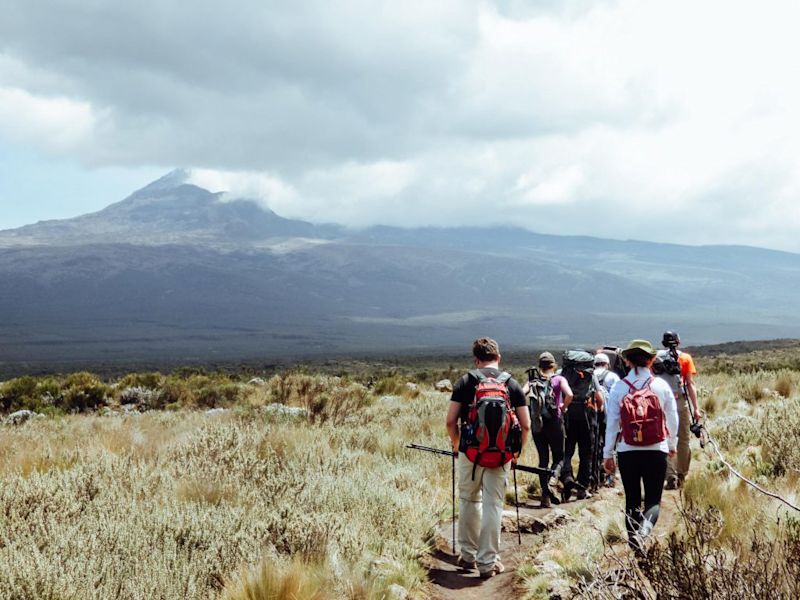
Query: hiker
655 330 702 489
445 338 531 579
594 352 620 487
560 350 605 500
603 340 678 553
523 351 573 508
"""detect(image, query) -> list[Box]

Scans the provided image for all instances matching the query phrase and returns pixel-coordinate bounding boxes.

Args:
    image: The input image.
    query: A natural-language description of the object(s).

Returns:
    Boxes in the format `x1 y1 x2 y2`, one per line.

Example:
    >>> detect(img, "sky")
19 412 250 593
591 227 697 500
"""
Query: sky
2 0 800 251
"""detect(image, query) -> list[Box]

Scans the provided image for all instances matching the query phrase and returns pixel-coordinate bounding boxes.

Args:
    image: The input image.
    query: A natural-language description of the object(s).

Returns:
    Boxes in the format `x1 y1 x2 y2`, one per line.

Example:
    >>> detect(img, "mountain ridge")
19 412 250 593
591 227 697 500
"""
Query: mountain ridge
1 171 799 369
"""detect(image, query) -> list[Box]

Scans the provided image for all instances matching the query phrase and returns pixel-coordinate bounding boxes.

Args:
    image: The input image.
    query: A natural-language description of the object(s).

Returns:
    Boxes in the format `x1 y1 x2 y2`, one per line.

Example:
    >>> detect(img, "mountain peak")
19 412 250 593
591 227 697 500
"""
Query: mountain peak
137 168 191 193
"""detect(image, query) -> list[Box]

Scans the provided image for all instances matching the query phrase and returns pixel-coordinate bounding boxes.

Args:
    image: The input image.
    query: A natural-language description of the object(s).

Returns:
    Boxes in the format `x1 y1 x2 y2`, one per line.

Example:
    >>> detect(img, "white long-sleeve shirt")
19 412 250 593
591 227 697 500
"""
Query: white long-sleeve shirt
603 366 679 459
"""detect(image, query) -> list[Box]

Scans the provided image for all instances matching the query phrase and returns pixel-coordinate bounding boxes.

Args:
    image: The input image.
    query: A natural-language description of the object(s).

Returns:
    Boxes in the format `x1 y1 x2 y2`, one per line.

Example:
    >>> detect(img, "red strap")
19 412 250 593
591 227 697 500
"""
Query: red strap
623 377 653 392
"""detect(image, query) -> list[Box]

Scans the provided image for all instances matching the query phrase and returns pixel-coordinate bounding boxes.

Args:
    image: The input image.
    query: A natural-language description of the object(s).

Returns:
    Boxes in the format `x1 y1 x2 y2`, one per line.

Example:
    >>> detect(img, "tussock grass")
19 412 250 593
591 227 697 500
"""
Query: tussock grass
0 385 451 598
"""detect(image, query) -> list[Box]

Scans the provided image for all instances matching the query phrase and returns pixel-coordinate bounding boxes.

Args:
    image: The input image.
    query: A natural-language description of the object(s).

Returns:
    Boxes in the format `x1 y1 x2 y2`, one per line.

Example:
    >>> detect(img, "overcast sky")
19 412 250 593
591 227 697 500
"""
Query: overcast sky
2 0 800 251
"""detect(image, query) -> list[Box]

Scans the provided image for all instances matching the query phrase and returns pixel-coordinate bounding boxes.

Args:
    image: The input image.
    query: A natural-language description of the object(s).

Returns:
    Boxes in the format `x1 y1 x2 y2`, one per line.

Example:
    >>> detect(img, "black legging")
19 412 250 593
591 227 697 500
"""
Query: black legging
532 418 565 495
617 450 668 545
562 411 594 488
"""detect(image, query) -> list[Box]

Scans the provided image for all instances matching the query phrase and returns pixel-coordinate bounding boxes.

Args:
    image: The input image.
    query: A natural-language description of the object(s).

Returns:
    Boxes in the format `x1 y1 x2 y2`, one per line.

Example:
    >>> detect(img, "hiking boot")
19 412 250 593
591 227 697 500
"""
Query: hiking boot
664 476 679 490
479 561 505 579
576 488 592 500
456 556 477 571
561 479 574 503
540 494 552 509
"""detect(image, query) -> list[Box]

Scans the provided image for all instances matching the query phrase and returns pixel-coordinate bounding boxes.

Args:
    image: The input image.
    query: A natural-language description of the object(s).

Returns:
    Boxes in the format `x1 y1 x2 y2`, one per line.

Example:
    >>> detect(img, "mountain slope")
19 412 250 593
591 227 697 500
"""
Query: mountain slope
1 171 799 368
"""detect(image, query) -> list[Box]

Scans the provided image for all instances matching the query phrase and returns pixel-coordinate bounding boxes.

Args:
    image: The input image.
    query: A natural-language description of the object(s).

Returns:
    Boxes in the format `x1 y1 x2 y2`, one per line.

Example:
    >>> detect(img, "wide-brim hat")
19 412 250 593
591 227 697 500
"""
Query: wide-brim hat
621 339 657 357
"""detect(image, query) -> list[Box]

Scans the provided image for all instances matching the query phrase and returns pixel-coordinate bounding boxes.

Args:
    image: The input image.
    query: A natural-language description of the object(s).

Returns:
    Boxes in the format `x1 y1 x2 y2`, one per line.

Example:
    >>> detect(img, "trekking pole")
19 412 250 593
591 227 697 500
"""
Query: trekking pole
513 464 521 545
670 346 705 448
451 449 456 554
406 444 553 476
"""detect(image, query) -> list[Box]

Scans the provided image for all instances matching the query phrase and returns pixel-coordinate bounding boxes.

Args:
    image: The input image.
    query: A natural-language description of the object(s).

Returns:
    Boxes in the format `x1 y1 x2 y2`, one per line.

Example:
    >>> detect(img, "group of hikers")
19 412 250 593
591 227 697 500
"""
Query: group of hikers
444 334 702 579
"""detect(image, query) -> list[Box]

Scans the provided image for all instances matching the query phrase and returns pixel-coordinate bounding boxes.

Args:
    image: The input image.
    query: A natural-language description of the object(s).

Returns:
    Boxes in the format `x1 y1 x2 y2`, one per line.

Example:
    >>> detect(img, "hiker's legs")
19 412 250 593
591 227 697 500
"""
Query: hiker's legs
533 429 551 493
666 397 691 481
562 420 578 483
576 417 593 489
618 451 644 542
596 412 607 485
548 418 565 478
477 464 508 573
641 451 668 530
457 454 482 562
676 398 691 478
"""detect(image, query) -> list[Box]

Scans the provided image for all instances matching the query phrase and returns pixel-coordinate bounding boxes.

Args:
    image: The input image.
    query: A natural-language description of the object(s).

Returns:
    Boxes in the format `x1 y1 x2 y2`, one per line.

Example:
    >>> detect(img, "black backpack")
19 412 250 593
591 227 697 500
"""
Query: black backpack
526 367 558 433
562 350 596 420
600 346 629 380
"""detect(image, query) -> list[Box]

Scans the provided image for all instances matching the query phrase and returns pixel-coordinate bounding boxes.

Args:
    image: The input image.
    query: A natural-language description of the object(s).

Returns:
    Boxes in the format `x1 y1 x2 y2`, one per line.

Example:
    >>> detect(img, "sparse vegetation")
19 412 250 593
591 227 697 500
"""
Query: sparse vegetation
4 343 800 599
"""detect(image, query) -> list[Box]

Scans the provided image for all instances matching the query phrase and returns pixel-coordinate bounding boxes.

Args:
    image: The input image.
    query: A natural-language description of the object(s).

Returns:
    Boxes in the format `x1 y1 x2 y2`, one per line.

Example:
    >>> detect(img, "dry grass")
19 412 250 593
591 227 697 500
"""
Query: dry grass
0 384 450 599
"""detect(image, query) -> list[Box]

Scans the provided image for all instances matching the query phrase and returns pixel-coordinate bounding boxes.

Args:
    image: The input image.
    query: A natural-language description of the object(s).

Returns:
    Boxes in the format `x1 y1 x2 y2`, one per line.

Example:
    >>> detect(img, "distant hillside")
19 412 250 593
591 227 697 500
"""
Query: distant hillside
2 170 800 370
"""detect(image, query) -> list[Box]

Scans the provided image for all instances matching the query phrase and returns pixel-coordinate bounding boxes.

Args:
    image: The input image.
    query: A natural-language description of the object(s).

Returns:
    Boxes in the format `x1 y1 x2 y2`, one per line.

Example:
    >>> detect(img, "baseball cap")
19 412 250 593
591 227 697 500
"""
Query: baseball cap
538 351 556 366
594 352 610 365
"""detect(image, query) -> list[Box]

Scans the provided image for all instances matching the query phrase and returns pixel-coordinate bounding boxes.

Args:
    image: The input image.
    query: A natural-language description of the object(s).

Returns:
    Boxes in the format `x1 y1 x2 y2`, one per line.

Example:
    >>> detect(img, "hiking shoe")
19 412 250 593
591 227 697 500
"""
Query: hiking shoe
540 494 552 509
664 476 679 490
561 479 574 503
479 561 505 579
576 488 592 500
456 556 477 571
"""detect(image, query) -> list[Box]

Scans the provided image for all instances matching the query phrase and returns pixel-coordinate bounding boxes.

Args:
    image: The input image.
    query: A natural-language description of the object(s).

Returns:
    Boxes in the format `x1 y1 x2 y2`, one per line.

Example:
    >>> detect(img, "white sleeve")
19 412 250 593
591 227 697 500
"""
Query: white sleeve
603 380 624 459
659 381 679 452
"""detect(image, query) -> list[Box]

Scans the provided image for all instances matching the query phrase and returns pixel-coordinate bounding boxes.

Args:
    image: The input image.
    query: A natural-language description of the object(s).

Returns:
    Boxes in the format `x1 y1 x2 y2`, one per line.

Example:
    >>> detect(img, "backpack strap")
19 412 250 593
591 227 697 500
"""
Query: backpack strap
496 371 511 384
470 369 486 382
623 377 653 392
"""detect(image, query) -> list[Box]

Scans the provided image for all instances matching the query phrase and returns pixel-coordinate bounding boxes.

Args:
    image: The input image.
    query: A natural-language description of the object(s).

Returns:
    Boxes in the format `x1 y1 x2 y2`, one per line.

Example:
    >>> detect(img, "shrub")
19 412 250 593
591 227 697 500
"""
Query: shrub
760 398 800 475
118 372 164 390
0 376 39 412
61 372 111 412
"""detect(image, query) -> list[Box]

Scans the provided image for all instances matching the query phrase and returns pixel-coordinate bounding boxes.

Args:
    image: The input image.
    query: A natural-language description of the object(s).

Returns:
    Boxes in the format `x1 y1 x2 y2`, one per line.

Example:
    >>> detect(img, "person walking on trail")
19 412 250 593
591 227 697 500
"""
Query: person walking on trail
523 351 573 508
655 330 702 490
594 352 620 487
603 340 678 553
560 350 604 501
445 338 531 579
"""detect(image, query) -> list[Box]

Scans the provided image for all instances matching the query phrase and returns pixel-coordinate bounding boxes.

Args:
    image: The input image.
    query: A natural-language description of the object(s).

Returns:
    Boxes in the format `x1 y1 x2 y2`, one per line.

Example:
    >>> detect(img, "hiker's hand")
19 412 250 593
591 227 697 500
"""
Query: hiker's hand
668 449 676 458
511 453 519 465
694 408 704 421
603 458 615 474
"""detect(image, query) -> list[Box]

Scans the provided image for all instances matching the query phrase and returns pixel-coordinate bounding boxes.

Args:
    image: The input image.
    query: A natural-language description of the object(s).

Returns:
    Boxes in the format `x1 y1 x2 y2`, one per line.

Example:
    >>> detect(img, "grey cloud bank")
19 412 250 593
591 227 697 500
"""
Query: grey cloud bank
1 0 800 251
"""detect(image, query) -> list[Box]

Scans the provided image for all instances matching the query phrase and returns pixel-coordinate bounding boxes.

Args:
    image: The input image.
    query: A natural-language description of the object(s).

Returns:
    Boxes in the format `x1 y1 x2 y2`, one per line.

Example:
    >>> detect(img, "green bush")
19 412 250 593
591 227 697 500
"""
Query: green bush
61 372 111 412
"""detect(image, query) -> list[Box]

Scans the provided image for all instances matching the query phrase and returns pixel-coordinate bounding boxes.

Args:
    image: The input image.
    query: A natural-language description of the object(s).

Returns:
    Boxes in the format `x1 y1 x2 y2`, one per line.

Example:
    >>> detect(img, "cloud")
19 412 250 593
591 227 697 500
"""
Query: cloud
2 0 800 250
0 87 97 151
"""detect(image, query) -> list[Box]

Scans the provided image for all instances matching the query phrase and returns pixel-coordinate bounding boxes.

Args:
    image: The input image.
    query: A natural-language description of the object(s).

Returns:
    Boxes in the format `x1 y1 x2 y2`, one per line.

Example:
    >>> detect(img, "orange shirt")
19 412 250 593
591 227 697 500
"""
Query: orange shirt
679 352 696 378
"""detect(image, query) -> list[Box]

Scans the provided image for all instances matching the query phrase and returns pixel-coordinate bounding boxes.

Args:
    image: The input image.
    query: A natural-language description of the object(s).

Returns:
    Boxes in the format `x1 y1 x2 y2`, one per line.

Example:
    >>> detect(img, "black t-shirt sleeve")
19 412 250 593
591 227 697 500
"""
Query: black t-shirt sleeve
450 373 473 406
507 377 527 409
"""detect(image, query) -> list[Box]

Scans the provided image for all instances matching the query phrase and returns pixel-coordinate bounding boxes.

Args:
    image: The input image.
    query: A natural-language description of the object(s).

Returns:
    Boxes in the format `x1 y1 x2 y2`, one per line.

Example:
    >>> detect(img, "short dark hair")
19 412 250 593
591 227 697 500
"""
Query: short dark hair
473 337 500 361
625 348 654 368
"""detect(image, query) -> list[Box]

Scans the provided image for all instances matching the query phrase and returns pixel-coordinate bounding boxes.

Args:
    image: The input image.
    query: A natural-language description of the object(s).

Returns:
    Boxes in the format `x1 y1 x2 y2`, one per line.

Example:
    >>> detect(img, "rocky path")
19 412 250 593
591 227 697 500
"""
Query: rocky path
425 500 577 600
425 486 685 600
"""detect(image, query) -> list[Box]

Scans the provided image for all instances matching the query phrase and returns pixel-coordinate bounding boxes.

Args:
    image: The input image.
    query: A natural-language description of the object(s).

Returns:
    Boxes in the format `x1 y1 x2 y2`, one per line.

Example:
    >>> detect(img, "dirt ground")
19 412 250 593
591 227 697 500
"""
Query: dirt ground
425 486 684 600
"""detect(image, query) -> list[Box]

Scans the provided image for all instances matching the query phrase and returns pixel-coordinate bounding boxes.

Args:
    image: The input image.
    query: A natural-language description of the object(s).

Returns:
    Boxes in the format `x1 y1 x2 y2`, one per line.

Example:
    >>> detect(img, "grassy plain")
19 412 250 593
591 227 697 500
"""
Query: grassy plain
2 342 800 599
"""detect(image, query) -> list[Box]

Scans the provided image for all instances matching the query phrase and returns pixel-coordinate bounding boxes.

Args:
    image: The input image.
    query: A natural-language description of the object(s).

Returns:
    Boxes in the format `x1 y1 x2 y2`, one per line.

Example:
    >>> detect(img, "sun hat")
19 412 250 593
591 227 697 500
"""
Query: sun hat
620 339 657 357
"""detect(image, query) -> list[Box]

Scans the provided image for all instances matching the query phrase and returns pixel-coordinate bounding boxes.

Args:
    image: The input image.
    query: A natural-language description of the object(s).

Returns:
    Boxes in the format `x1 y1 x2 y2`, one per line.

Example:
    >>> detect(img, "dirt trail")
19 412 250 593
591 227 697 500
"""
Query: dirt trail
426 486 685 600
426 499 583 600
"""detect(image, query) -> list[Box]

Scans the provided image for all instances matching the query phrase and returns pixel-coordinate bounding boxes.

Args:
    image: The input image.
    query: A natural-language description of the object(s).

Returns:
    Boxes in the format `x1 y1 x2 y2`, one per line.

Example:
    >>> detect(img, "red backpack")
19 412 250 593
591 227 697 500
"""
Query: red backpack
619 378 668 446
462 371 522 474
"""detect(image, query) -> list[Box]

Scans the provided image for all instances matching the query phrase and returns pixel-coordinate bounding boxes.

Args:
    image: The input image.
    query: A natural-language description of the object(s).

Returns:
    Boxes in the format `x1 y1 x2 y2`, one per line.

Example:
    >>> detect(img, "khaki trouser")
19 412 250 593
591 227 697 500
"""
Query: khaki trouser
666 395 691 479
457 454 508 573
